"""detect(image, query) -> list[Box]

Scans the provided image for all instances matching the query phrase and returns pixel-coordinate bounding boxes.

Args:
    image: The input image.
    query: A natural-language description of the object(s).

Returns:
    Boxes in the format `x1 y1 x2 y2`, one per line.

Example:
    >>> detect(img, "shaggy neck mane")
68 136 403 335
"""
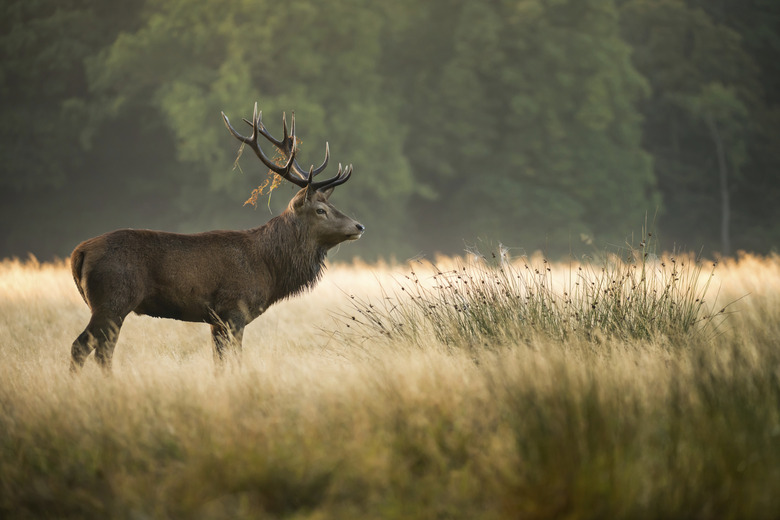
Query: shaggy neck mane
253 212 327 305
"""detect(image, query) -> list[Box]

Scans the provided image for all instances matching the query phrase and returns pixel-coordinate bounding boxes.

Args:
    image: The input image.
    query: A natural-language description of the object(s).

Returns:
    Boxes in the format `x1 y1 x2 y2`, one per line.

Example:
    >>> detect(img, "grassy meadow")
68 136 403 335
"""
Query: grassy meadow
1 246 780 519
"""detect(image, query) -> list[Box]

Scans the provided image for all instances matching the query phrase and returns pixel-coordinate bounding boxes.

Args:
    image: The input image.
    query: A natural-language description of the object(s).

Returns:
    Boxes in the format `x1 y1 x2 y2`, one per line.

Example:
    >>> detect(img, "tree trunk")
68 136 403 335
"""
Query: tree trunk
706 113 731 256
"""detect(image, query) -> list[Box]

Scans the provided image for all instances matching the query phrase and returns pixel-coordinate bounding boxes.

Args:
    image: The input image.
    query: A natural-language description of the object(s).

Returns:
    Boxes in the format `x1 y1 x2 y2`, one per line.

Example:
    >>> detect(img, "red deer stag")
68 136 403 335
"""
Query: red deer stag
70 103 364 372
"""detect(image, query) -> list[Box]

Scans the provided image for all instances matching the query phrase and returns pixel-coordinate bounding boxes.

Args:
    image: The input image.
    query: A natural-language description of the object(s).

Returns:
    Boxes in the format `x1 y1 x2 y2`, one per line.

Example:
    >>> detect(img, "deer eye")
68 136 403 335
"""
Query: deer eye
316 208 327 215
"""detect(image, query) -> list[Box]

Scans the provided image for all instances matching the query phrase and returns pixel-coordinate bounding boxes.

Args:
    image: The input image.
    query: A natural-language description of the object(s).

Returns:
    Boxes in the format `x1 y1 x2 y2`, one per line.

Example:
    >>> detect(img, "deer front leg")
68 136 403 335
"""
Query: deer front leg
210 318 245 366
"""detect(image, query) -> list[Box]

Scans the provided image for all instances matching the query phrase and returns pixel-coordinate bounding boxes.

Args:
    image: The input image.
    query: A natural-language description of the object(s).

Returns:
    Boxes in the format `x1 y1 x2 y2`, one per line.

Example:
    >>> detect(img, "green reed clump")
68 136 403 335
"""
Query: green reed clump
338 233 725 349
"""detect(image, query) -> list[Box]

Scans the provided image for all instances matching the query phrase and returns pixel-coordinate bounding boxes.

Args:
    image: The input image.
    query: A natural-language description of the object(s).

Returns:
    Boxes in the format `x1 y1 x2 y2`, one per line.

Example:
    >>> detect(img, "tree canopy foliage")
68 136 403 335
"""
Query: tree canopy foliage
1 0 778 260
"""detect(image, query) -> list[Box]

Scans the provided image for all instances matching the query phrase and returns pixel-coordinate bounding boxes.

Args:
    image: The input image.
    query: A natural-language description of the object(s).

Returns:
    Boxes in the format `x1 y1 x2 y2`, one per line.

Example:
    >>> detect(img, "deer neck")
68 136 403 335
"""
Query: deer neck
254 213 327 304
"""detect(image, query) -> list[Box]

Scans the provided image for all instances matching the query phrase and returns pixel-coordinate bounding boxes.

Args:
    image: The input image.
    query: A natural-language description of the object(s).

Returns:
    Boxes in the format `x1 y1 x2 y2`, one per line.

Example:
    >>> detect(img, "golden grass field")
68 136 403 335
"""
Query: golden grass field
1 250 779 519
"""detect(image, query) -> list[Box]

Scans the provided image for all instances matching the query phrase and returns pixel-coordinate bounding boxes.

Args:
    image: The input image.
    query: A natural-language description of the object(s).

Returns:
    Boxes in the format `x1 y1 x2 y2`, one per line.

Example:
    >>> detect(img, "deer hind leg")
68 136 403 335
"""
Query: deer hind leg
70 313 124 373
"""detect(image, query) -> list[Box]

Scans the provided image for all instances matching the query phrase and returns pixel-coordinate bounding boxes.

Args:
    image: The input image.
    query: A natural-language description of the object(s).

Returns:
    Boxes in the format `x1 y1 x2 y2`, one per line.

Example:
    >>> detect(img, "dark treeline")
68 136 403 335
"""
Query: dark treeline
2 0 778 261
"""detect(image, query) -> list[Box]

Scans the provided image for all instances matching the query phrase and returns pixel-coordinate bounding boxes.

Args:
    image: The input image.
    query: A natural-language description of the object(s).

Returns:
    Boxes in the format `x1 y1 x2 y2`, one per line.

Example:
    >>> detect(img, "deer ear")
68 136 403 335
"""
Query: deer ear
319 186 335 200
292 187 309 209
304 184 317 202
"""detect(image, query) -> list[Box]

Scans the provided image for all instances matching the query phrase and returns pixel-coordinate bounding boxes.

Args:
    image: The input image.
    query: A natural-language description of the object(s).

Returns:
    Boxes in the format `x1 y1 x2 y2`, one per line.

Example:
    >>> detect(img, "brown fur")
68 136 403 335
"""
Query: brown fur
70 187 363 372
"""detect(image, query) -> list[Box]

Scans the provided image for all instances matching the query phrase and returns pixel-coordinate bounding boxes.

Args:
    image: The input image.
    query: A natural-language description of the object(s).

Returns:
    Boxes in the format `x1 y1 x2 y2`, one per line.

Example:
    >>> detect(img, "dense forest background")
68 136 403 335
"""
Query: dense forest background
2 0 778 261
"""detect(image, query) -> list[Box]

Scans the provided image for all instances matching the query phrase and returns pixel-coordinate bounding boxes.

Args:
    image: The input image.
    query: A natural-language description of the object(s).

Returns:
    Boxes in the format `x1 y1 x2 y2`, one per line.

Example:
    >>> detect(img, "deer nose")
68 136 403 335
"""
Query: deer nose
356 223 365 232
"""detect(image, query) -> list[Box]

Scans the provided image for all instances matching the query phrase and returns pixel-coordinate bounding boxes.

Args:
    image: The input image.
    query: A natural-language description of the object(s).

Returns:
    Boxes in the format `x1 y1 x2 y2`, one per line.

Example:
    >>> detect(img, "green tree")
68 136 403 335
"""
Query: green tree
385 0 657 255
621 0 777 254
691 0 780 252
685 83 749 255
0 0 136 191
0 0 145 256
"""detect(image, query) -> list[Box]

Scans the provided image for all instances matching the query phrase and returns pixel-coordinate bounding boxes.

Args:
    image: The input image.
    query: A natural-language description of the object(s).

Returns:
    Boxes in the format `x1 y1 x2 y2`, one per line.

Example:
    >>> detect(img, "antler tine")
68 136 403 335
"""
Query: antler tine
313 141 330 176
263 111 290 150
287 112 293 147
309 162 352 191
222 112 251 144
284 112 312 182
289 140 330 181
242 107 287 150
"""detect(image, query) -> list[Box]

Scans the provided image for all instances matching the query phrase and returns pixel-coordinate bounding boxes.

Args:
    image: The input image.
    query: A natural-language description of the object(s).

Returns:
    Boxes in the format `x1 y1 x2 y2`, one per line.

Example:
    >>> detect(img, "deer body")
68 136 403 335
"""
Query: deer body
70 104 363 372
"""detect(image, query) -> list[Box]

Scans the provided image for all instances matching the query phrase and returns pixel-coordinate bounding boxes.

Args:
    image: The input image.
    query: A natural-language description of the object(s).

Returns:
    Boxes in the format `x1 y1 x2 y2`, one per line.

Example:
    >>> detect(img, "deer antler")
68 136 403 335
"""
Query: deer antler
222 103 351 191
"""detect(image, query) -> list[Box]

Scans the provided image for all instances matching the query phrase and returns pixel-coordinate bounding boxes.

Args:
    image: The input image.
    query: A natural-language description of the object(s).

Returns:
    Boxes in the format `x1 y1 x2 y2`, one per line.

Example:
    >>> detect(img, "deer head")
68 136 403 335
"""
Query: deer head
221 103 364 247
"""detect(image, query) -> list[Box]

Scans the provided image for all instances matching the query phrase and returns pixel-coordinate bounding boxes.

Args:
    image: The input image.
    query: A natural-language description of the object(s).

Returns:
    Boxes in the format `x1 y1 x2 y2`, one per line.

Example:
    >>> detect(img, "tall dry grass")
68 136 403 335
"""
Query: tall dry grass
1 250 779 519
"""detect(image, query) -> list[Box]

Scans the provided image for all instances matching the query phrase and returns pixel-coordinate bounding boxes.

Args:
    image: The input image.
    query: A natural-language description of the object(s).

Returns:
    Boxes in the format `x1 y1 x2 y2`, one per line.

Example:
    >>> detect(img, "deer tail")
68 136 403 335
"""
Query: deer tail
70 248 89 307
